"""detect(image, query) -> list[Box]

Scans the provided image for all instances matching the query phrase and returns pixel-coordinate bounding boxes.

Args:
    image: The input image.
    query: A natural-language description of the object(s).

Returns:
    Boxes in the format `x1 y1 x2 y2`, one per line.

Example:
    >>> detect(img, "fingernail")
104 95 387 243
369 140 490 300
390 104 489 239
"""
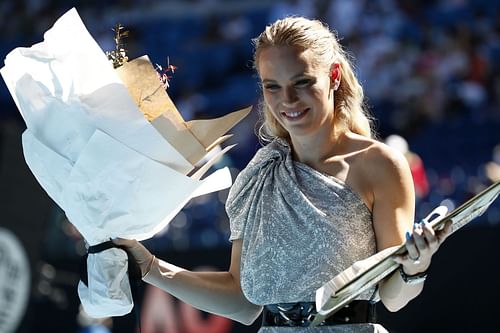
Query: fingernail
406 231 411 240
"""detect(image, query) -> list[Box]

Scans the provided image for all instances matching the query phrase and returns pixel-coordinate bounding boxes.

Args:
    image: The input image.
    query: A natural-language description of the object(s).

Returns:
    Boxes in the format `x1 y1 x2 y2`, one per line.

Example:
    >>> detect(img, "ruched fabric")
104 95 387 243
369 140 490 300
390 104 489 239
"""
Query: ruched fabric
226 139 387 332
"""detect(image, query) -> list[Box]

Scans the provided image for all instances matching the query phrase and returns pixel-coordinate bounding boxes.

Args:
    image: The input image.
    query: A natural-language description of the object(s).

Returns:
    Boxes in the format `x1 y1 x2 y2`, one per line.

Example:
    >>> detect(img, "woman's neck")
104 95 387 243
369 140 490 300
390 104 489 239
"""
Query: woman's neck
289 128 347 165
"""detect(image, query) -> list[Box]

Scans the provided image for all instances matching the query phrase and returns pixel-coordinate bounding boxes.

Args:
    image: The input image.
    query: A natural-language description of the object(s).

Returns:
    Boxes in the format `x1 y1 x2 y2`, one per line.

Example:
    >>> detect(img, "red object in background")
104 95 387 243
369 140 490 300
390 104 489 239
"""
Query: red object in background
468 51 488 84
140 284 233 333
408 153 429 199
384 135 430 199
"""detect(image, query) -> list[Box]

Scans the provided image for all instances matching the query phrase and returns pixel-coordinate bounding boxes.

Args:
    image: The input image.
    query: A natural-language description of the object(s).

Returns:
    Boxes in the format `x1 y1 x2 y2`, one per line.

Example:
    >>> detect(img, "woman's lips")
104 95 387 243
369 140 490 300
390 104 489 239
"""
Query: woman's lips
282 108 310 120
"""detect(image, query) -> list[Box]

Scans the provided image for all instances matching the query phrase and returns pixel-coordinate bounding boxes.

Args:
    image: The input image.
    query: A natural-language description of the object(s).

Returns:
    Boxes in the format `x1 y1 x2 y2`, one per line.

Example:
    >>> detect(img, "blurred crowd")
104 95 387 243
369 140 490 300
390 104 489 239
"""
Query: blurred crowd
1 0 499 255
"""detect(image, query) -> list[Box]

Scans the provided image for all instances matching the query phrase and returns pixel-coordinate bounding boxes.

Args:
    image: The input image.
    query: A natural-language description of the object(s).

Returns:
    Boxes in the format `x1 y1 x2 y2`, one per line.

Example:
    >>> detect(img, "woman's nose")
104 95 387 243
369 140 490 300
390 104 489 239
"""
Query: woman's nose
282 86 298 105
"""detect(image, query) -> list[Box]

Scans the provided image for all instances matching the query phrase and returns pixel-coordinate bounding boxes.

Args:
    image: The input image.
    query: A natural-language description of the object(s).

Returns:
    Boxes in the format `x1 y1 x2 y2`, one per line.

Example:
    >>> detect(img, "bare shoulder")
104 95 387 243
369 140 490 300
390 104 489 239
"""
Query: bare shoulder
343 132 412 192
346 133 415 248
348 133 409 181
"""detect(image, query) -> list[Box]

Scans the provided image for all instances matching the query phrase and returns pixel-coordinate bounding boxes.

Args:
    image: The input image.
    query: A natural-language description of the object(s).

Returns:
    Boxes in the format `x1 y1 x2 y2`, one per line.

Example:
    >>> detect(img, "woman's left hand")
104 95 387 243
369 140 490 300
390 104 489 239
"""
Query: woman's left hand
393 220 453 275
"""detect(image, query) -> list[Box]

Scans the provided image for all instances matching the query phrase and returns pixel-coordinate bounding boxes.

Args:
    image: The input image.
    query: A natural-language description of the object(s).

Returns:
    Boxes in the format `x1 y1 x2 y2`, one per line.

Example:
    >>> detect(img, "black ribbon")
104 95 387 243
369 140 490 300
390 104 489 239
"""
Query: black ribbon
80 240 142 331
262 300 377 327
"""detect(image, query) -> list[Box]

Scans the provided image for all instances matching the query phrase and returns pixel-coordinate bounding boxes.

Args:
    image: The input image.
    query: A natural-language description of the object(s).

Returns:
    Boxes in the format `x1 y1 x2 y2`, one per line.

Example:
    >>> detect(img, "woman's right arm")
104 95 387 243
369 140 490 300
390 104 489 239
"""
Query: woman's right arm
113 238 262 325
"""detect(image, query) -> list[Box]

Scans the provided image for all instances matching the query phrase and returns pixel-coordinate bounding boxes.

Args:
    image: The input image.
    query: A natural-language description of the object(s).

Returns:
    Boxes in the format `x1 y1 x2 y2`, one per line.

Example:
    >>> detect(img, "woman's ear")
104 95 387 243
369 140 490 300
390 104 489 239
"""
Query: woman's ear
330 63 341 90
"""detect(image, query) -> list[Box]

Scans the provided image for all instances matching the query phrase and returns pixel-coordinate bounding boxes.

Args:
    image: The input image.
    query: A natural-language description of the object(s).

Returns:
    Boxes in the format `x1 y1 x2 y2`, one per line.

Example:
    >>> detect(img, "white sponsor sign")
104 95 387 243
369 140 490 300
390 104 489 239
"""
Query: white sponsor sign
0 228 30 333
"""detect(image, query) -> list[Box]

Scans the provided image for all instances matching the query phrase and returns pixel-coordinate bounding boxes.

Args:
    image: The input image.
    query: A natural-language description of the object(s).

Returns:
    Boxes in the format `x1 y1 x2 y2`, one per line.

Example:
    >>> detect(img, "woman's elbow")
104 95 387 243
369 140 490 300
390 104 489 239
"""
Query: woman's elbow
381 297 408 313
235 315 258 326
231 304 262 326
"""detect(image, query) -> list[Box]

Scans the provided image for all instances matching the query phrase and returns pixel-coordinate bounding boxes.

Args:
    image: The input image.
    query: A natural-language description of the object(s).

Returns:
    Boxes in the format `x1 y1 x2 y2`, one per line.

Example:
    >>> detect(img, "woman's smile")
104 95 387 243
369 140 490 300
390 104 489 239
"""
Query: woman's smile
258 45 334 138
281 107 310 120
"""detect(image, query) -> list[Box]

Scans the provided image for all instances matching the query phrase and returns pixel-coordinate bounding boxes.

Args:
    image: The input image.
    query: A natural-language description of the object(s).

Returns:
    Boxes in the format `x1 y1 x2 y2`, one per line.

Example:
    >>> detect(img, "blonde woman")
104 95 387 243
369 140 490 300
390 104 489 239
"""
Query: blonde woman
115 17 451 332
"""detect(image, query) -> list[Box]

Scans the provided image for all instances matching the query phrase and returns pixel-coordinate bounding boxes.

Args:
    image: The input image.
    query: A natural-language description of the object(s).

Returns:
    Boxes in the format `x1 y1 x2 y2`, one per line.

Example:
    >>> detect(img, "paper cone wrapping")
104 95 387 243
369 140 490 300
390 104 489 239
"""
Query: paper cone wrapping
1 8 249 317
116 55 251 168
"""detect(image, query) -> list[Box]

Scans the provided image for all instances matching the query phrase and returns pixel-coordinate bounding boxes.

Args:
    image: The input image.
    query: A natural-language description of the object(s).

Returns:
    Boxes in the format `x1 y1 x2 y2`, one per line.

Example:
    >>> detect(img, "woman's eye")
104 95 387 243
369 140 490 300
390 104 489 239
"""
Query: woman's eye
264 84 280 91
295 79 312 87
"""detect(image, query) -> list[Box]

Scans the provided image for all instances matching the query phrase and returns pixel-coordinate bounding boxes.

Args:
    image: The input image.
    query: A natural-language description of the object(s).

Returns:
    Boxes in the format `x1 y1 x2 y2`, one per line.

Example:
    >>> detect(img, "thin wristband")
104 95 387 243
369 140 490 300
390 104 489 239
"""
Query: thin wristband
398 265 427 284
142 255 156 279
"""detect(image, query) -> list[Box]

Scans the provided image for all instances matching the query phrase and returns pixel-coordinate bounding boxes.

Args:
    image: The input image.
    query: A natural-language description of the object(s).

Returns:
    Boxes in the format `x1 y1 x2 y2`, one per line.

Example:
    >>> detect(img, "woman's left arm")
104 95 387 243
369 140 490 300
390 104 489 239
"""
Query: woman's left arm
368 144 451 312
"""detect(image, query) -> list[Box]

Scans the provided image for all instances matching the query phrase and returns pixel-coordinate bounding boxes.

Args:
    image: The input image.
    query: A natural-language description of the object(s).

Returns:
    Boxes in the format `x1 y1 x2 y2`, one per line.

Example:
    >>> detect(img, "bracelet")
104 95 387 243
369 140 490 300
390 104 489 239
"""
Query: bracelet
398 266 427 285
142 255 156 279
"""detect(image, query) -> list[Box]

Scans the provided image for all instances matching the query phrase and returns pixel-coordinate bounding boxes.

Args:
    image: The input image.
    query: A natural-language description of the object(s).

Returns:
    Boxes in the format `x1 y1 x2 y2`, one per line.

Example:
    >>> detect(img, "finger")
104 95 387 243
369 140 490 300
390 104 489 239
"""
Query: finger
111 237 127 245
392 255 402 264
405 231 420 261
392 253 407 265
112 237 137 247
393 253 413 265
112 239 148 259
421 220 436 236
394 252 429 276
421 222 439 250
412 224 427 253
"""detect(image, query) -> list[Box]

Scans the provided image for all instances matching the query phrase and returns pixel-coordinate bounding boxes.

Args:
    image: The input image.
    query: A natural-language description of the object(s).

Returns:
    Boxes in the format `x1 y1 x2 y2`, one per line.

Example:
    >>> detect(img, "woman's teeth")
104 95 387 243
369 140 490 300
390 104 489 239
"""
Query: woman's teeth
283 109 308 118
284 110 304 118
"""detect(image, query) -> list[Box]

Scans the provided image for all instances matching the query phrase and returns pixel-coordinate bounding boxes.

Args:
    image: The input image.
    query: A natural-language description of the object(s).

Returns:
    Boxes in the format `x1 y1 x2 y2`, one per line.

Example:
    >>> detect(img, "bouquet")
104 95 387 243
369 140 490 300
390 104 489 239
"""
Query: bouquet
0 8 250 317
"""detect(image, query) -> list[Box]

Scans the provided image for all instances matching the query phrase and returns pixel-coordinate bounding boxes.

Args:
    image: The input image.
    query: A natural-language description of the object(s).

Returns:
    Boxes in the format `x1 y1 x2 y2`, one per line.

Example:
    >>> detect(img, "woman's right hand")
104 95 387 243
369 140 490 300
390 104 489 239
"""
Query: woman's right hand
112 238 155 278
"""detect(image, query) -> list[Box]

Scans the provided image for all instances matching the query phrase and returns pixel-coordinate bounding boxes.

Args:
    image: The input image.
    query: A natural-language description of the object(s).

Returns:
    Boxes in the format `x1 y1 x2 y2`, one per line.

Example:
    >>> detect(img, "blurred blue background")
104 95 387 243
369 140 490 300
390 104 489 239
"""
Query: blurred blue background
0 0 499 332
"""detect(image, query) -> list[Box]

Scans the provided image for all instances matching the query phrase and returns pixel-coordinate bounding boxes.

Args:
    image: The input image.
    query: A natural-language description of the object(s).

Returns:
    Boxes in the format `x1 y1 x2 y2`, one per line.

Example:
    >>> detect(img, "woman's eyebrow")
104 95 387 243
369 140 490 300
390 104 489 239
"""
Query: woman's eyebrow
262 73 312 83
290 73 311 79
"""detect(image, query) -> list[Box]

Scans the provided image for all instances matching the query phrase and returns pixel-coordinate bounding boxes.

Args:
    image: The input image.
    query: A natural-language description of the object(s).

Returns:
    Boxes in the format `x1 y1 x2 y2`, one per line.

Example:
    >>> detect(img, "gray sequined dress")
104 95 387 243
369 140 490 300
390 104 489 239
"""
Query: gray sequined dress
226 139 388 332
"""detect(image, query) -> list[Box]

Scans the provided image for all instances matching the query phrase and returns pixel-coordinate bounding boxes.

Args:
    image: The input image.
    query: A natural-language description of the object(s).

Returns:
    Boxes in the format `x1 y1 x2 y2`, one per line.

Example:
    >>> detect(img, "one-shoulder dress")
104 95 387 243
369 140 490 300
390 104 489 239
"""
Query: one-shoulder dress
226 139 388 333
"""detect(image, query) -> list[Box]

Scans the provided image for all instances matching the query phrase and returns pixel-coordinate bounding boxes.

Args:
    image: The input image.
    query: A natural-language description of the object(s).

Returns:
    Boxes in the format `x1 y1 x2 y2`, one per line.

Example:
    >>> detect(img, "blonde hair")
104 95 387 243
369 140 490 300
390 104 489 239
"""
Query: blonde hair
253 16 374 142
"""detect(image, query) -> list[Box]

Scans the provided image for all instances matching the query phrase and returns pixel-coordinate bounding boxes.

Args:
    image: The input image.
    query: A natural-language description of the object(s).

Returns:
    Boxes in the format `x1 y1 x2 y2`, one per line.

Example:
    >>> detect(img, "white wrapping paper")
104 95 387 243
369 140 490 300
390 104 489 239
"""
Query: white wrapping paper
1 8 233 317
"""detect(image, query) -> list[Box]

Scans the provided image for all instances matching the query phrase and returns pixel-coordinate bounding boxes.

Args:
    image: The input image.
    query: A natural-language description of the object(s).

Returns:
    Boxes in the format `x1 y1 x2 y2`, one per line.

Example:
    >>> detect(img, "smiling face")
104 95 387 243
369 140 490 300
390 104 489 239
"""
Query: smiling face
258 46 336 140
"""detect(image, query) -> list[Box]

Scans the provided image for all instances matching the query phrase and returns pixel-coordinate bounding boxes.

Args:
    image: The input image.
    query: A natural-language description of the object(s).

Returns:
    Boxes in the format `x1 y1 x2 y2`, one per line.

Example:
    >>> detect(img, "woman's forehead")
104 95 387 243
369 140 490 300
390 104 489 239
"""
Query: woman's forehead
258 46 324 78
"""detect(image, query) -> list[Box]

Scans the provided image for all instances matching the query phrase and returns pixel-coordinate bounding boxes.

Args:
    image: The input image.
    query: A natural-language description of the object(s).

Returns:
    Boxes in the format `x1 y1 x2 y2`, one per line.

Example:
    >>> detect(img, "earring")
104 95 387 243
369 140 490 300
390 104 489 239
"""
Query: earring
330 64 340 91
330 68 339 81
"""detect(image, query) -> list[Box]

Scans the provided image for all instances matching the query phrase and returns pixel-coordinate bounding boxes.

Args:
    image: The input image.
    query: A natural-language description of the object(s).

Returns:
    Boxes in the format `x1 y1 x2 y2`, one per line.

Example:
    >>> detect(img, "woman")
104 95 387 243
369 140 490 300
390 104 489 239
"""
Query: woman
114 17 451 332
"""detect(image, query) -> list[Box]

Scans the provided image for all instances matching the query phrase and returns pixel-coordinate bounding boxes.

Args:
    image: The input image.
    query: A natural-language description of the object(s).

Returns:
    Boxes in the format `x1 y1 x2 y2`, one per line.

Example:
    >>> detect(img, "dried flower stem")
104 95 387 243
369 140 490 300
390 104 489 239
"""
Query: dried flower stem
155 56 177 89
106 23 129 68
